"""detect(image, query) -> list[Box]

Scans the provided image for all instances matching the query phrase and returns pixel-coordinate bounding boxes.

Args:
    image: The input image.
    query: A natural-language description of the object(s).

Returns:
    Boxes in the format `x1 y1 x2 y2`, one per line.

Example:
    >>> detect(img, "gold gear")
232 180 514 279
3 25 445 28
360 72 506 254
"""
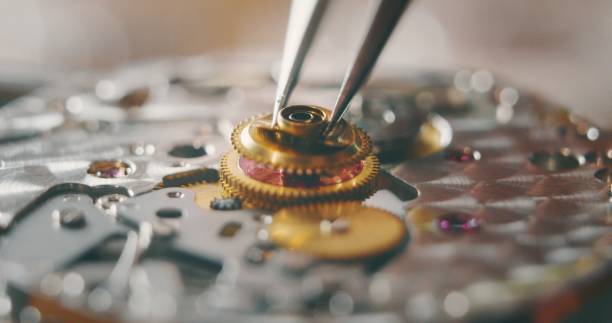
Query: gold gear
230 105 372 174
220 150 379 208
268 202 406 259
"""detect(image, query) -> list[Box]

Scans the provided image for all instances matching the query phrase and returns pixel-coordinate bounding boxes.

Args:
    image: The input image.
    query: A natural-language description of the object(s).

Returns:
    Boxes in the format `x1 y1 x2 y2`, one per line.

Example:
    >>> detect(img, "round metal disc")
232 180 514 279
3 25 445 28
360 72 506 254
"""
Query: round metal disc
269 202 406 259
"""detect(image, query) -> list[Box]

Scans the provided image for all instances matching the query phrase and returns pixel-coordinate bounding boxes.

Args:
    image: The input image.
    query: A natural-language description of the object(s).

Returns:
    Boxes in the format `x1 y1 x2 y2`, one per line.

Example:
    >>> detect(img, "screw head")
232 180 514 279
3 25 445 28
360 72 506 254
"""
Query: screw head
54 208 87 229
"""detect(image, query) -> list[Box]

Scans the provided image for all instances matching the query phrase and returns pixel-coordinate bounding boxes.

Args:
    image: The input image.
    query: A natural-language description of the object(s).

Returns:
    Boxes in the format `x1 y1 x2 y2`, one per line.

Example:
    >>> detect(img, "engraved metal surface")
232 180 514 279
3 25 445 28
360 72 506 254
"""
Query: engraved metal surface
0 57 610 322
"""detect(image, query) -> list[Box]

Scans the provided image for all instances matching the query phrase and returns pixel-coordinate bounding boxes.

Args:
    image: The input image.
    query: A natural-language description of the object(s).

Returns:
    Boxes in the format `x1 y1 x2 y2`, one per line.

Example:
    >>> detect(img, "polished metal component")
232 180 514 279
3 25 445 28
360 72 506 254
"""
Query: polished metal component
324 0 410 136
210 197 242 211
166 191 185 199
529 148 584 172
271 0 328 127
270 202 406 259
53 208 87 229
230 106 373 174
87 160 134 178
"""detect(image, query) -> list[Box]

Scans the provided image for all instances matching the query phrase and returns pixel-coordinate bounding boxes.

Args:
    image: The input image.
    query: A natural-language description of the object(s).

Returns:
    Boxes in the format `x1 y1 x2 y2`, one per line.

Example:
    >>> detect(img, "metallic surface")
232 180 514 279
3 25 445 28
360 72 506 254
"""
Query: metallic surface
220 151 379 208
325 0 410 136
0 56 610 322
231 106 373 174
270 202 406 259
271 0 328 127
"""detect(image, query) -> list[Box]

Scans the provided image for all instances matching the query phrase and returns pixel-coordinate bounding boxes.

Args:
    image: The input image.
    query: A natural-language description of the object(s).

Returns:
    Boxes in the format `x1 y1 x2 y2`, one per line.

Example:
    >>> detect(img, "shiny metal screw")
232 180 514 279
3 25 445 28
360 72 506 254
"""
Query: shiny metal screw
54 208 87 229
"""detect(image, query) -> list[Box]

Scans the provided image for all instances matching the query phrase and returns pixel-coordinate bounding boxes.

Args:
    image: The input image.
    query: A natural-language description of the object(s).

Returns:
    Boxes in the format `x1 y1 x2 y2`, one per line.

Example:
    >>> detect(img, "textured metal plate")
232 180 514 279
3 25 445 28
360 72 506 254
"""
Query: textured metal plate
0 56 610 323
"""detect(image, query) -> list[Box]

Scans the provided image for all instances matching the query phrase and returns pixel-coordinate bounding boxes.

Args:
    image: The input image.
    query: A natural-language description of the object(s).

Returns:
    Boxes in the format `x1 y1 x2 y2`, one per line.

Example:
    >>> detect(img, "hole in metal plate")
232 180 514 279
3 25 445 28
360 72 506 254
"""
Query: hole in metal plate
219 221 242 238
156 208 183 219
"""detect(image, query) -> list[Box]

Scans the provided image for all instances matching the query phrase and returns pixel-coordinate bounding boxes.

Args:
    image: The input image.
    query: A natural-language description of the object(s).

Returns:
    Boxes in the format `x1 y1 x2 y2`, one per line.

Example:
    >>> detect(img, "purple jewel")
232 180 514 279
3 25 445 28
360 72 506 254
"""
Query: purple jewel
436 213 481 233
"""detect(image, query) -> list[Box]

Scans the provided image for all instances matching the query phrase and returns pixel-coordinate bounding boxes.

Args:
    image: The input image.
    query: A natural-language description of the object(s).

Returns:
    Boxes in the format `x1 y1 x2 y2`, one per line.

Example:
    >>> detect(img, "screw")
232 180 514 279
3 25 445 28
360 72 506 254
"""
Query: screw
54 208 87 229
167 191 185 199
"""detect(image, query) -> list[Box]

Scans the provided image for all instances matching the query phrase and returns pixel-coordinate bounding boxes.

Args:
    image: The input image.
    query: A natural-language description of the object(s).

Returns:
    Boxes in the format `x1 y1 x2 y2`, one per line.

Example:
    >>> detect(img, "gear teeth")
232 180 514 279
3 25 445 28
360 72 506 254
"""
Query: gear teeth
219 151 379 209
230 113 372 175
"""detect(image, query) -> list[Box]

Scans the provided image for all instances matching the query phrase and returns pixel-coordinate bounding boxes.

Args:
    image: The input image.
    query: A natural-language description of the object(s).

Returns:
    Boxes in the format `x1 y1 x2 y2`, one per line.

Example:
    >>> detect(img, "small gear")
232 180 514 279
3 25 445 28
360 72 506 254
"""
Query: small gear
231 105 372 175
268 202 406 259
220 150 379 209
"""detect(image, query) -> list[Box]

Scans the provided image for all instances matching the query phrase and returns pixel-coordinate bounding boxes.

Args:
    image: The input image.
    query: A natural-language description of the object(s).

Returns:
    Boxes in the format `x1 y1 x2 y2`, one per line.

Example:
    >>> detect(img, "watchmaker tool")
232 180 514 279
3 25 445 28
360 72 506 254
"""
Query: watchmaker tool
272 0 410 137
271 0 328 127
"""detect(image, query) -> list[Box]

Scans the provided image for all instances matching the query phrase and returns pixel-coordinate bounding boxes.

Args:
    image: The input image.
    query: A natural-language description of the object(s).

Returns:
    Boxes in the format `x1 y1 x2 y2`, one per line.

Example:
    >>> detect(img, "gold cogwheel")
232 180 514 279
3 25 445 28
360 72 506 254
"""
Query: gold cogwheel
269 202 406 259
219 150 379 209
230 105 372 174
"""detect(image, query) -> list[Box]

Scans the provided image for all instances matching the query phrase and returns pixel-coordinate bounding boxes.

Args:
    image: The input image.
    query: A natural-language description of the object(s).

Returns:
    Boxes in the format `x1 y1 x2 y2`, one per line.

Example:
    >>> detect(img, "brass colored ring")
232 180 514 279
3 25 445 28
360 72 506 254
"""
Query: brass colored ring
219 151 379 208
231 106 372 174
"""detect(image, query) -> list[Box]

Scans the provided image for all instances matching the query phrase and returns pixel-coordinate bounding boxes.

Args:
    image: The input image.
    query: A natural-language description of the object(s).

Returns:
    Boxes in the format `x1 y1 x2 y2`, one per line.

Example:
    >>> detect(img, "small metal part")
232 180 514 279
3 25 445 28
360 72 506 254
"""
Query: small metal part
220 151 379 209
231 106 372 174
244 245 269 265
53 208 87 229
87 160 134 178
95 194 128 216
529 148 584 172
129 143 156 156
269 202 406 259
444 146 481 162
348 89 443 163
161 168 220 187
277 105 327 137
168 143 208 158
166 191 185 199
210 197 242 211
222 105 379 208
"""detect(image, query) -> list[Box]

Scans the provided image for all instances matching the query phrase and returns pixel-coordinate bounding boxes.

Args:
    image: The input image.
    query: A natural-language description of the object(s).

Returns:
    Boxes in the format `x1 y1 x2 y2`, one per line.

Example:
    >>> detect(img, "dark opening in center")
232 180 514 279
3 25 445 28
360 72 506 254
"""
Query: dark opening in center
288 111 314 122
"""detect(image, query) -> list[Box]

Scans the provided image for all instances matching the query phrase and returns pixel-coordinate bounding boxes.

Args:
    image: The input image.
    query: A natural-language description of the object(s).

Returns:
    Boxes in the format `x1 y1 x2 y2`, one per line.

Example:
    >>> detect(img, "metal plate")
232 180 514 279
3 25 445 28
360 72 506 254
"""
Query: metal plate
0 56 610 323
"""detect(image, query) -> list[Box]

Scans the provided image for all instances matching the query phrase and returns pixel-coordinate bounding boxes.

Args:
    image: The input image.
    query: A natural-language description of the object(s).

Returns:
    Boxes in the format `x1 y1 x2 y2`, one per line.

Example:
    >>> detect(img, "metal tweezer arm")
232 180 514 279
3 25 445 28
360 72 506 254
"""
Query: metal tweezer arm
324 0 410 136
271 0 329 127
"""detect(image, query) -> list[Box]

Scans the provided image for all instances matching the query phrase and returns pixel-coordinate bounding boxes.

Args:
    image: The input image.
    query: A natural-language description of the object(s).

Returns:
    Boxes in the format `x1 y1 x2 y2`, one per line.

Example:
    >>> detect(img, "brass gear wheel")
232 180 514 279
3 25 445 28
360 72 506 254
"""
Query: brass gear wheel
268 202 406 259
219 150 379 209
230 105 372 175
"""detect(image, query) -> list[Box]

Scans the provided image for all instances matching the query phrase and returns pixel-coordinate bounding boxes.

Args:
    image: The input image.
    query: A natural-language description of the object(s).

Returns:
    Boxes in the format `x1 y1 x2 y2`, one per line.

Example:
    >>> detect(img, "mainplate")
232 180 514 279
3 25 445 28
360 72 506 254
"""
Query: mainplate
0 56 610 323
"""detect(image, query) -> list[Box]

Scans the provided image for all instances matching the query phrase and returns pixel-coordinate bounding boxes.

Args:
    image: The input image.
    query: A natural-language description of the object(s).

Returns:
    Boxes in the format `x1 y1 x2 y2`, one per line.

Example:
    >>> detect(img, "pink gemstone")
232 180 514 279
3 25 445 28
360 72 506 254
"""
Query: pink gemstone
238 156 364 188
436 213 481 233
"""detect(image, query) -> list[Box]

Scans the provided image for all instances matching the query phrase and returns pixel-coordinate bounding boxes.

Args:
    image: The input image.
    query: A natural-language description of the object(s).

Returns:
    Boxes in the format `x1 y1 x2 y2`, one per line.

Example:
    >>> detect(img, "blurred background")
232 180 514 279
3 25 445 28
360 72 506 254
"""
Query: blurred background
0 0 610 127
